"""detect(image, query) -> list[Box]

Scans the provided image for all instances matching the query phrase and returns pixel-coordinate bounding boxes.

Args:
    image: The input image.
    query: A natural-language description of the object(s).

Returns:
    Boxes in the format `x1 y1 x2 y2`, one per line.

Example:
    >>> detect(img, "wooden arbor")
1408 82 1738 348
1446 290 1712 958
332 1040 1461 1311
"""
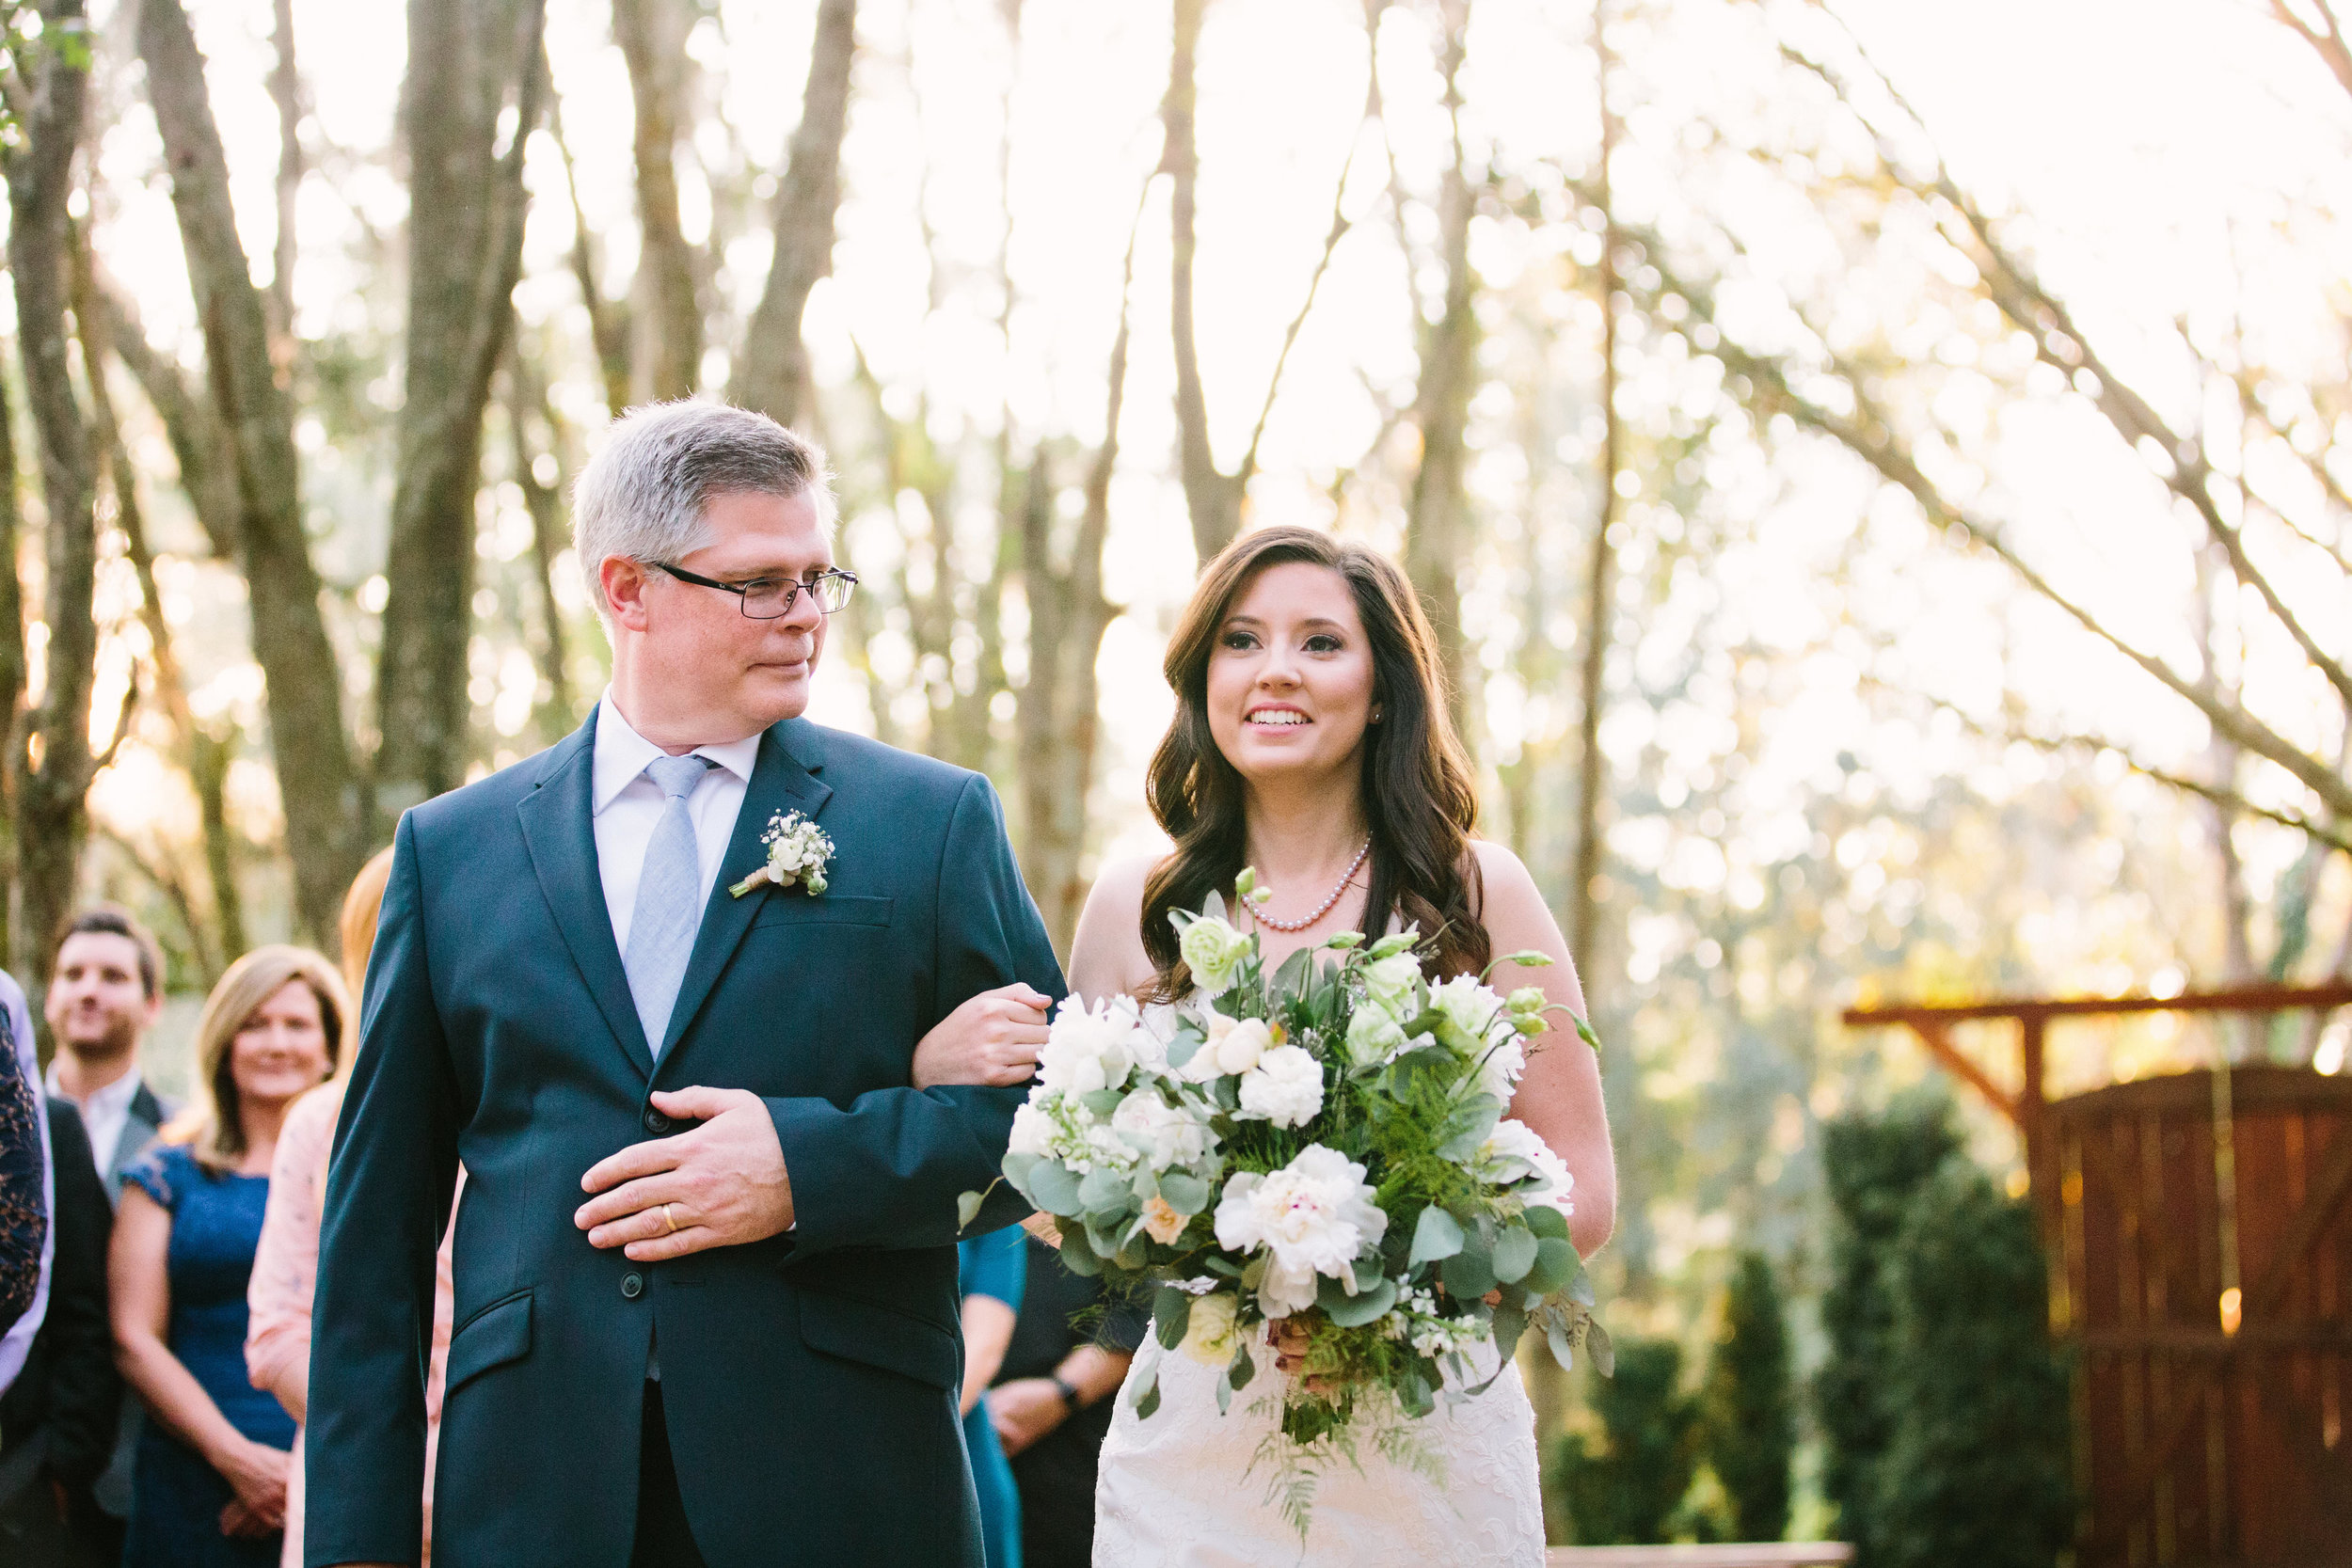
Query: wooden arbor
1844 985 2352 1568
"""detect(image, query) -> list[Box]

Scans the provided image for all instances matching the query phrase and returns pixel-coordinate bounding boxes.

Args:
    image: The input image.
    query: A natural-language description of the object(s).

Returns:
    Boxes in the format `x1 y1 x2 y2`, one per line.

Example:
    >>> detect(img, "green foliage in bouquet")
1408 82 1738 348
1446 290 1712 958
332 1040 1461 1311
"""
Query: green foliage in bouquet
1702 1250 1794 1543
960 873 1609 1531
1874 1167 2072 1568
1551 1338 1702 1544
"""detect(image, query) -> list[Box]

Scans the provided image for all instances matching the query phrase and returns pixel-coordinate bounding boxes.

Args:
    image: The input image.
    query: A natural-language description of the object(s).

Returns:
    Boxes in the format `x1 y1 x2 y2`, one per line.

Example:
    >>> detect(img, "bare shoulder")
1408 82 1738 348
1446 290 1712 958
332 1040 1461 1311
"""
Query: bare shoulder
1069 850 1166 1000
1468 837 1543 912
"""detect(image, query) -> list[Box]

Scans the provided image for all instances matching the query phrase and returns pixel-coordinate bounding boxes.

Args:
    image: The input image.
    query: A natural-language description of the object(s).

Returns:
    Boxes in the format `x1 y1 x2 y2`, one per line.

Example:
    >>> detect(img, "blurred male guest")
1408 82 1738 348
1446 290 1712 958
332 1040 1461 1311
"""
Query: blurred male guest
308 401 1062 1568
44 909 174 1197
0 1089 122 1566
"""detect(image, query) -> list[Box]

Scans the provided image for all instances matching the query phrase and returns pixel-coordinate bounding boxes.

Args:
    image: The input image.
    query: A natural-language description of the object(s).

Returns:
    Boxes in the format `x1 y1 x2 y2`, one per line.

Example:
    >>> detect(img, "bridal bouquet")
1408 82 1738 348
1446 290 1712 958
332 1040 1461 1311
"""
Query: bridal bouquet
959 873 1609 1514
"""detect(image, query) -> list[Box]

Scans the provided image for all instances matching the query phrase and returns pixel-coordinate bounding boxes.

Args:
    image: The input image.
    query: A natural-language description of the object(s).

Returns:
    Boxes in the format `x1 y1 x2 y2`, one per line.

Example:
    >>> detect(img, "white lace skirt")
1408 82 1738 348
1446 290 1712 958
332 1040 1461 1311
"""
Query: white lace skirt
1091 1333 1546 1566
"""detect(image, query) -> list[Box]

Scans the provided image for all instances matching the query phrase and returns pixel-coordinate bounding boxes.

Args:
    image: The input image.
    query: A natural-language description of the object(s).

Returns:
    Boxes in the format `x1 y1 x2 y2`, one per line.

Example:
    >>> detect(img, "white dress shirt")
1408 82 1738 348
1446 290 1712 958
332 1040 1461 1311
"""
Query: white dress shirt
590 693 760 1001
41 1060 144 1179
0 971 50 1393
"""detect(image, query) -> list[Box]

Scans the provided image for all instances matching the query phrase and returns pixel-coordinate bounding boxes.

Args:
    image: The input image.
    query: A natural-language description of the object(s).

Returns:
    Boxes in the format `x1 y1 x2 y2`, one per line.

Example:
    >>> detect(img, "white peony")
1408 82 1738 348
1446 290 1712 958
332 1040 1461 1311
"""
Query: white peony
1214 1146 1389 1319
1110 1088 1215 1172
1008 1100 1056 1159
1360 951 1422 1020
1475 1035 1528 1101
1212 1017 1277 1077
1236 1045 1326 1128
1480 1117 1575 1217
1038 995 1140 1096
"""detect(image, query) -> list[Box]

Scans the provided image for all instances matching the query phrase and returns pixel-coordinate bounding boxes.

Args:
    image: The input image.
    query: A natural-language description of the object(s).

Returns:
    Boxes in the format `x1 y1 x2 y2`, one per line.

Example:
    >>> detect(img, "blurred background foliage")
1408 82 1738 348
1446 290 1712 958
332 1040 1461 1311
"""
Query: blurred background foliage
0 0 2346 1543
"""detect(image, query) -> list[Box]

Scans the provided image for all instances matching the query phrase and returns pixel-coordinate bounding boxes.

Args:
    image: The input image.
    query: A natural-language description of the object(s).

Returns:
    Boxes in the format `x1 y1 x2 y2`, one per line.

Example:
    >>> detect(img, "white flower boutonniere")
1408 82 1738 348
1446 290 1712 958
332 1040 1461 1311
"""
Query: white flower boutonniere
728 810 834 897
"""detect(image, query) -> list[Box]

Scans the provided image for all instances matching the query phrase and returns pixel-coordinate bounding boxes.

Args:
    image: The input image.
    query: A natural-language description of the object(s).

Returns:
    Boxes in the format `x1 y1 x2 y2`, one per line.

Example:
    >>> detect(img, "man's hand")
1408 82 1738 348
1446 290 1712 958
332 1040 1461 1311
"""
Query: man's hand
576 1087 794 1260
913 983 1052 1088
987 1376 1069 1458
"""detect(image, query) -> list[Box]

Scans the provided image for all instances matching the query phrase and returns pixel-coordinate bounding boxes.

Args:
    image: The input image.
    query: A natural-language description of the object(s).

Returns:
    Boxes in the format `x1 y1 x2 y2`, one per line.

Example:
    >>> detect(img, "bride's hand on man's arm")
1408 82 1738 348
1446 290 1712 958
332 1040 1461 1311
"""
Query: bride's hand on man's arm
914 984 1052 1088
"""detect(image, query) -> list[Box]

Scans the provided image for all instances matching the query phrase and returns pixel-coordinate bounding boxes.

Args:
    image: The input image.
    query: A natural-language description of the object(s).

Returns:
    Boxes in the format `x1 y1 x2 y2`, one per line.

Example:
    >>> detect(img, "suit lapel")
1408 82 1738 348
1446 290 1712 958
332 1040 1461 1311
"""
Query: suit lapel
516 712 656 1080
653 721 834 1076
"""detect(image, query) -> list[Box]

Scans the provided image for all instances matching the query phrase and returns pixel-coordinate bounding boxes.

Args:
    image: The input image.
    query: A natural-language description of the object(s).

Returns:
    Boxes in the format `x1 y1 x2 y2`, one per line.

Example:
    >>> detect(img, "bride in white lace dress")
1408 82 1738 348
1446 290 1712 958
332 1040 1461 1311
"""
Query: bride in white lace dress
1063 528 1615 1566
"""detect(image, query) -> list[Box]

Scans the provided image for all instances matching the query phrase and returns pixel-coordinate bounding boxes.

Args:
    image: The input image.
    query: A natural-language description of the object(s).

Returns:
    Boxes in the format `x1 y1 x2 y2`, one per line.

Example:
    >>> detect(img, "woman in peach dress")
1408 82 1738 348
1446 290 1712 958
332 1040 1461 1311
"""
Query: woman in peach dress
246 848 459 1568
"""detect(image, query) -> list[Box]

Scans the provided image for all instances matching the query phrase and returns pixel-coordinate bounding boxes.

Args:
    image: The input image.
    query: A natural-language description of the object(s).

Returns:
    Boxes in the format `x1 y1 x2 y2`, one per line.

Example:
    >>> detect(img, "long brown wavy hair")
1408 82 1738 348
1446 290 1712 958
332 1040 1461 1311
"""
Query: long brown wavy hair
1141 526 1487 994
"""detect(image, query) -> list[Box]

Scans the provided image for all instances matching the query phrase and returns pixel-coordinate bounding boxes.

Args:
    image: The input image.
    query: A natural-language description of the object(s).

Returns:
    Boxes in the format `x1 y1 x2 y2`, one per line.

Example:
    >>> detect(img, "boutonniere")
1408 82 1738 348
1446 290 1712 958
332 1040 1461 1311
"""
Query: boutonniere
729 810 834 897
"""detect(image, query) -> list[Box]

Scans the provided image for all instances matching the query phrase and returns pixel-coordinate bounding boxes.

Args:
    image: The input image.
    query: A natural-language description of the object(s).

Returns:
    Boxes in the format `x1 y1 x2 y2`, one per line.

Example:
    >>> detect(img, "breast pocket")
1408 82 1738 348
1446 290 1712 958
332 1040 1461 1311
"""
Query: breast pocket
750 895 894 932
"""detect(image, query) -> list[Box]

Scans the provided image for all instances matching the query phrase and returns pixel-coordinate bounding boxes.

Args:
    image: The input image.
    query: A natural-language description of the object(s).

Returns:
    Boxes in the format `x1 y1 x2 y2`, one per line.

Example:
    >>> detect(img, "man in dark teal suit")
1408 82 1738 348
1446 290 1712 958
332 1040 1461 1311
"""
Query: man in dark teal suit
307 402 1057 1568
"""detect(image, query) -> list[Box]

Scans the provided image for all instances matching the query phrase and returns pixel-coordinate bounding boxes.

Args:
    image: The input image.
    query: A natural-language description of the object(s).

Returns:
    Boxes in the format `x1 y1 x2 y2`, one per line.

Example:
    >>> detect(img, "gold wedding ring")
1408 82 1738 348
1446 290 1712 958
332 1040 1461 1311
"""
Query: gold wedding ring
661 1203 680 1235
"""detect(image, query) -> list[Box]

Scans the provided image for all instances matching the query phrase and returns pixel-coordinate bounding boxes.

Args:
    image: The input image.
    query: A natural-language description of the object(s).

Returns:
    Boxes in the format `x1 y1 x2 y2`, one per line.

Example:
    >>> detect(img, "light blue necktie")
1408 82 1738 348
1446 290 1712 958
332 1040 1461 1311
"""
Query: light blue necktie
624 753 715 1055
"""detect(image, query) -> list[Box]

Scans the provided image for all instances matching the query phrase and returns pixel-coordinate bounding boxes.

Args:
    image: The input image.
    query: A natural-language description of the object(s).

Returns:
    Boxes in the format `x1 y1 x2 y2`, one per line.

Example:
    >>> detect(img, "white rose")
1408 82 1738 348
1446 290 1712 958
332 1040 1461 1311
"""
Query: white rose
1212 1017 1276 1077
1178 1291 1243 1364
1179 916 1252 996
1213 1146 1388 1319
1360 952 1422 1019
1236 1045 1325 1128
1343 1006 1407 1068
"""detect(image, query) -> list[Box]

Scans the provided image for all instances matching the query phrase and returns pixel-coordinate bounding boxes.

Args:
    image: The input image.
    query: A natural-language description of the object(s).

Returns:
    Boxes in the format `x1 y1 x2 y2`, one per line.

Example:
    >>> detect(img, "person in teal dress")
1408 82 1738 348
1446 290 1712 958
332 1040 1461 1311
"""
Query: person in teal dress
109 948 342 1568
959 1224 1027 1568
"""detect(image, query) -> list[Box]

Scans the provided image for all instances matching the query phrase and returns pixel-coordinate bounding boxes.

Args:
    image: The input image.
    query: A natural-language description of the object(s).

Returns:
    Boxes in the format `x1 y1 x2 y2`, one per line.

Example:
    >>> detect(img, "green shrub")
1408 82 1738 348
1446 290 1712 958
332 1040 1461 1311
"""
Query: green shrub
1553 1338 1702 1544
1874 1165 2073 1568
1703 1250 1794 1541
1815 1092 1963 1565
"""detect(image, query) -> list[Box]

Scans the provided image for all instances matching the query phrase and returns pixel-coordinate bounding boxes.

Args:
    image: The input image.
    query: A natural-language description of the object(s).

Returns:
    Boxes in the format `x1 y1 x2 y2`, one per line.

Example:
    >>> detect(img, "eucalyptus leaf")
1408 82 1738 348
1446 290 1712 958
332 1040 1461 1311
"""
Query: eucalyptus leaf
1216 1363 1234 1416
1269 944 1313 1003
1166 1028 1205 1071
1408 1206 1466 1266
1490 1225 1538 1285
1203 1254 1243 1278
1532 1238 1579 1299
1079 1166 1132 1213
1002 1151 1041 1188
1241 1254 1267 1292
1436 1096 1504 1163
955 1189 985 1230
1027 1161 1081 1215
1135 1371 1162 1420
1081 1088 1125 1117
1057 1225 1101 1276
1159 1170 1211 1215
1399 1366 1434 1418
1153 1286 1193 1351
1202 890 1228 923
1228 1337 1256 1391
1587 1318 1615 1377
1492 1300 1530 1364
1325 1276 1397 1327
1522 1202 1569 1242
1544 1316 1576 1372
1442 1246 1497 1299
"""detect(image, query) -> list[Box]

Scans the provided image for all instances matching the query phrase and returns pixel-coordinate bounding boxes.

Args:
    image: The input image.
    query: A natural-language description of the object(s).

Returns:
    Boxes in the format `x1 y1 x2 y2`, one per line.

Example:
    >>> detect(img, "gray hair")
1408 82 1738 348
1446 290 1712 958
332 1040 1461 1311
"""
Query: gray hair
572 400 837 621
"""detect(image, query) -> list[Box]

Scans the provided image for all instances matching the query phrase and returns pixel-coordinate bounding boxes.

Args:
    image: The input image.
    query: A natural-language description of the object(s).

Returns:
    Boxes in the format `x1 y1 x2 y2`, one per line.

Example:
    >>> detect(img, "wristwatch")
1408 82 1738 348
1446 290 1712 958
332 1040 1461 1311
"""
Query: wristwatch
1050 1371 1084 1416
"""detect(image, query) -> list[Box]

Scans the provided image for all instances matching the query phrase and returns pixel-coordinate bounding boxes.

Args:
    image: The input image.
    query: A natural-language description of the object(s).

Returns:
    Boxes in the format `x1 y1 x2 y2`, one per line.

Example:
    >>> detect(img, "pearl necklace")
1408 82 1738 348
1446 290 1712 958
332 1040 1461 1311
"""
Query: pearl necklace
1248 839 1372 932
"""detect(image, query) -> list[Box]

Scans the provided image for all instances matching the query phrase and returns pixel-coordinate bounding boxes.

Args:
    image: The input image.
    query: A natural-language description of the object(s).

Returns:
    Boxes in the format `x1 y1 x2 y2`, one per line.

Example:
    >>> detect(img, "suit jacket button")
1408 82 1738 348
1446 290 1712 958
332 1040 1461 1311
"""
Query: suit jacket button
644 1108 671 1134
621 1272 644 1300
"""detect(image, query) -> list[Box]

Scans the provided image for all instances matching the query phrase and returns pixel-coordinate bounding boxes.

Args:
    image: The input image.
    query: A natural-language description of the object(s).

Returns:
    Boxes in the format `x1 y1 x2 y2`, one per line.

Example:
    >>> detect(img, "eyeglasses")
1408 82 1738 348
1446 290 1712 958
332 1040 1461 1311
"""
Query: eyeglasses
654 562 859 620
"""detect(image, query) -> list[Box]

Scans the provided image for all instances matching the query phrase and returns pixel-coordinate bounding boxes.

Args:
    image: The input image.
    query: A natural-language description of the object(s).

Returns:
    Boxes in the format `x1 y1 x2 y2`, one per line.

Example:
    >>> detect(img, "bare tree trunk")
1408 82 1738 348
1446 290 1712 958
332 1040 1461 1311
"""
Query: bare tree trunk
0 358 27 974
7 0 102 987
373 0 546 821
1016 233 1134 953
552 91 632 419
1164 0 1238 563
1402 0 1477 745
1568 0 1619 972
734 0 856 427
507 334 575 736
266 0 300 357
137 0 364 944
87 279 238 561
74 241 242 976
612 0 702 402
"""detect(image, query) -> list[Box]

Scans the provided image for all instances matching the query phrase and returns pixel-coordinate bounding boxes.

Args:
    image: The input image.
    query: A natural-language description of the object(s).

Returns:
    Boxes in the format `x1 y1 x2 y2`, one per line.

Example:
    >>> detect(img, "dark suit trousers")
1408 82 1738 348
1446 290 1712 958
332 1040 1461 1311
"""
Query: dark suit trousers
631 1383 706 1568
